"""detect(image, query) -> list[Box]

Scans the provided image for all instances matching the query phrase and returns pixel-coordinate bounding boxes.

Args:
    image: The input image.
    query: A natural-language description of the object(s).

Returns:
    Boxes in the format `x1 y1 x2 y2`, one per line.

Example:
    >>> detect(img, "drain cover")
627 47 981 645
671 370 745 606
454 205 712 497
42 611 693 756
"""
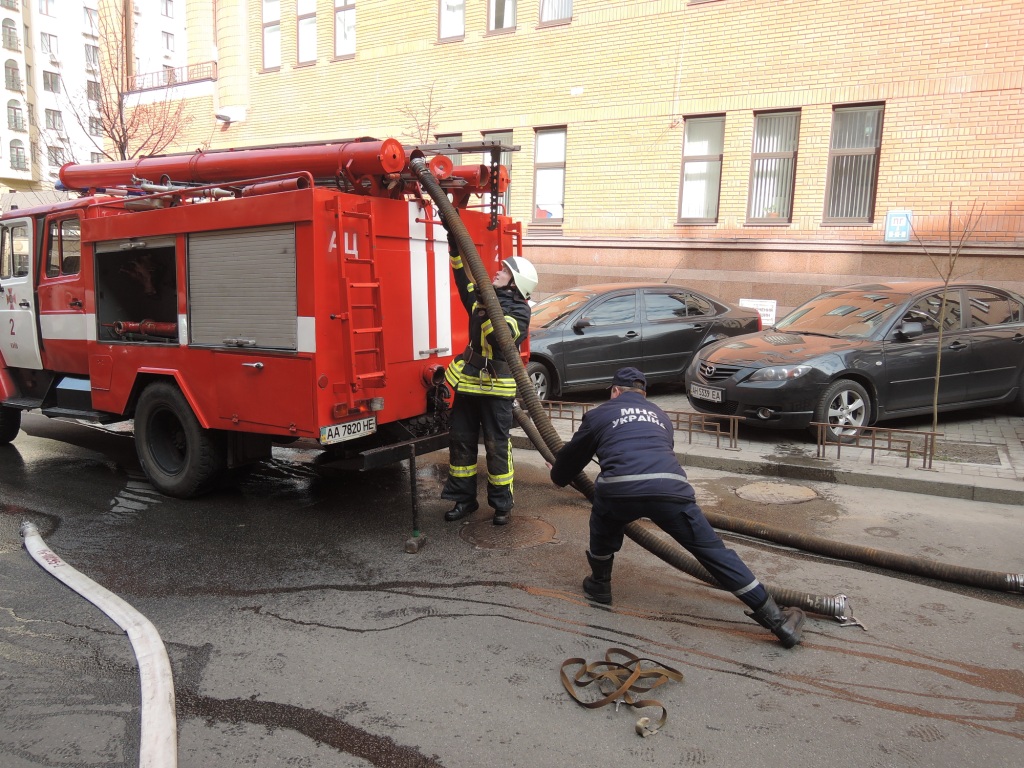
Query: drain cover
459 516 557 549
735 481 817 504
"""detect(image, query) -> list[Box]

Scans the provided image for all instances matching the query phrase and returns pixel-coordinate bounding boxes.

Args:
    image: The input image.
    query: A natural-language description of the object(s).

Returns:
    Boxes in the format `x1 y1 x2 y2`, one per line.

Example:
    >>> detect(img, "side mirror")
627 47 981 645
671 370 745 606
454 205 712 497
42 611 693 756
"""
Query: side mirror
572 317 593 333
895 320 924 340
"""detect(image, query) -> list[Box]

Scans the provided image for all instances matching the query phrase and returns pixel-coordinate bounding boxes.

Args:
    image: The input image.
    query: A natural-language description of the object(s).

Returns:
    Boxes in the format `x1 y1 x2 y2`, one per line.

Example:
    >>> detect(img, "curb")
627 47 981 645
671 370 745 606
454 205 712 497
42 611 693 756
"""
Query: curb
511 434 1024 506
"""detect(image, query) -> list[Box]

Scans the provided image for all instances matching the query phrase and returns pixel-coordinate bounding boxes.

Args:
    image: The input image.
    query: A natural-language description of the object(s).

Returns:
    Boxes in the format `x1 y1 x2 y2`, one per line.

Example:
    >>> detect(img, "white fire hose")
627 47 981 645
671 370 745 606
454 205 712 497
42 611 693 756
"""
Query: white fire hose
21 521 177 768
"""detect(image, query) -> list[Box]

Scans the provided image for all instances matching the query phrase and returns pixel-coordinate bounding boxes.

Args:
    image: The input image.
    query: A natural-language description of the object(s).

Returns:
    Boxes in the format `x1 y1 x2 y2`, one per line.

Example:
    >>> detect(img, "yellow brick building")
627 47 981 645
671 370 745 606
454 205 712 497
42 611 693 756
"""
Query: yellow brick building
126 0 1023 308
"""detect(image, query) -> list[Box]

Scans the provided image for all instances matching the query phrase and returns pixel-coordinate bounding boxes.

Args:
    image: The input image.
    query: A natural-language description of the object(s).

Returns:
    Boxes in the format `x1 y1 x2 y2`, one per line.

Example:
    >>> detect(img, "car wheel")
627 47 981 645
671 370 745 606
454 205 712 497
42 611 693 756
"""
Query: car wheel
527 361 553 400
135 381 226 498
811 379 871 444
0 405 21 444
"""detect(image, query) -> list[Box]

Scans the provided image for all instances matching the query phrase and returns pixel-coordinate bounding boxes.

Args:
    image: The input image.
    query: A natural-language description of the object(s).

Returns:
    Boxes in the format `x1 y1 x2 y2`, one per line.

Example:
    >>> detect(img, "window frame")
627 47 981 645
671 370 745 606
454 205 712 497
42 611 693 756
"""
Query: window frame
539 0 572 26
44 107 62 131
746 109 801 225
438 0 465 42
6 100 23 131
161 0 174 18
87 79 101 101
296 0 317 65
40 32 57 54
488 0 516 33
532 126 567 226
262 0 282 70
84 7 99 35
822 103 885 225
42 70 60 93
334 0 355 59
677 114 725 225
10 139 27 170
39 0 55 16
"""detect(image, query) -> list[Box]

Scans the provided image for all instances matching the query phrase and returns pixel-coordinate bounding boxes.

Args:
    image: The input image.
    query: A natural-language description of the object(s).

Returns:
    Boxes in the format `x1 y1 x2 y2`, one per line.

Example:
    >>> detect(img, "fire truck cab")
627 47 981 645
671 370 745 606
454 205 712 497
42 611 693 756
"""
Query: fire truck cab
0 138 519 498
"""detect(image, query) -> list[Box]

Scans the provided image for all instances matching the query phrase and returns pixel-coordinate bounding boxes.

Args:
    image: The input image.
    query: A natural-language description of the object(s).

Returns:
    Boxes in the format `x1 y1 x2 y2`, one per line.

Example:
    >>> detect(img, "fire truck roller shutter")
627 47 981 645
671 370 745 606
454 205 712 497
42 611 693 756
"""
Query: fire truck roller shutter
187 226 299 350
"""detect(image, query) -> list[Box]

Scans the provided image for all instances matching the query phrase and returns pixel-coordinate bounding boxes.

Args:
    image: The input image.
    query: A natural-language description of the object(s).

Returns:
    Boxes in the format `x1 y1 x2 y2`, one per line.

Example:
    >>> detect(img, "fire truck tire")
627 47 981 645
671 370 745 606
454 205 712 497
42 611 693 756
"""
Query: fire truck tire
135 382 226 498
0 405 21 444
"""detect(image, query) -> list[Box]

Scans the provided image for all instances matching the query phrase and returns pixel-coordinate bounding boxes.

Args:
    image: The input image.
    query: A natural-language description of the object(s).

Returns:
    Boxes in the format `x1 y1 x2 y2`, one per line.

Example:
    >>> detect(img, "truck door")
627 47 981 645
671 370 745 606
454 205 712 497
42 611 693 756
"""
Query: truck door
36 215 88 374
0 218 43 369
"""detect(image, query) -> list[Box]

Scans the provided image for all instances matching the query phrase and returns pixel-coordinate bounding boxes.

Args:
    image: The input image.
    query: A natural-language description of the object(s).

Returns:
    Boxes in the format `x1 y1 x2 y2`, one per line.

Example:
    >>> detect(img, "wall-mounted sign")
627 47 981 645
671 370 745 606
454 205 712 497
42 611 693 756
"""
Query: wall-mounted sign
884 209 913 243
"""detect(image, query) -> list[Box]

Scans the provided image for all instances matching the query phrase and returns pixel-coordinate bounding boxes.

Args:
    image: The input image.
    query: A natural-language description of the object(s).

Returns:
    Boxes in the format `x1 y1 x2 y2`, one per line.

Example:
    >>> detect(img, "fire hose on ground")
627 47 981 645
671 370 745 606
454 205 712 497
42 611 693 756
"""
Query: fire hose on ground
409 155 1024 607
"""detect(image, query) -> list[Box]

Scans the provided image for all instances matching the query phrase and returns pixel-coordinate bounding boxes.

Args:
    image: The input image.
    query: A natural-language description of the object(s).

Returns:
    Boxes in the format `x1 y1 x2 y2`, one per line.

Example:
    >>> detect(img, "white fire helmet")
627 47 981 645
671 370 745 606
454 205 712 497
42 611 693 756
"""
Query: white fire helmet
501 256 538 300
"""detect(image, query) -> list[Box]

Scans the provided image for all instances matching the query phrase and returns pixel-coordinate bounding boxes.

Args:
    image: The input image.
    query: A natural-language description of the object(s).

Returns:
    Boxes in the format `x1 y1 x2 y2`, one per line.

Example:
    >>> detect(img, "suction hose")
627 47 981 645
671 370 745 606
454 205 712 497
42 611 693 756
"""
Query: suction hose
409 156 849 618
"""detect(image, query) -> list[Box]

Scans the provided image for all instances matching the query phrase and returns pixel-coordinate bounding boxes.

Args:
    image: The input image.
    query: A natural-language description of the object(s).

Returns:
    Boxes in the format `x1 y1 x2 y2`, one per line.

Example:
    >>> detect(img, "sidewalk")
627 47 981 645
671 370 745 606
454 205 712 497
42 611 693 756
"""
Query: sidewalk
511 389 1024 505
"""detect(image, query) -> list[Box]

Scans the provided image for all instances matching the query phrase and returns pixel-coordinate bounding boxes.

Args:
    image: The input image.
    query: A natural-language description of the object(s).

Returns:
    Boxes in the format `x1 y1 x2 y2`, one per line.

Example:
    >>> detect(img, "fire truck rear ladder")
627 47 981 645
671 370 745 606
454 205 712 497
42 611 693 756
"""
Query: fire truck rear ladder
338 207 386 391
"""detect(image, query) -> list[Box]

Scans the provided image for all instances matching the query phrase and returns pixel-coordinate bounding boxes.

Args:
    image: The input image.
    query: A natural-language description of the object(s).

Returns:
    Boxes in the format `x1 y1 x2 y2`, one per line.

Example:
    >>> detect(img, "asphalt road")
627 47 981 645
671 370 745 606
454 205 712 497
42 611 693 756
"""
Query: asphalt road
1 414 1022 767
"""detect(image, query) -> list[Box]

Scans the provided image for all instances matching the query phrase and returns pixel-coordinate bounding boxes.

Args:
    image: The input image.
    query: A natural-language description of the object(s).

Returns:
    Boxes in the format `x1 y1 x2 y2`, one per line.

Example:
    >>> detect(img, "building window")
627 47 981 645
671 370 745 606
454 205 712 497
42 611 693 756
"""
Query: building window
434 132 463 165
439 0 464 41
4 59 21 91
6 100 23 131
263 0 281 69
163 65 176 84
1 19 18 52
40 32 57 54
39 0 55 15
10 139 27 170
489 0 515 31
161 0 173 17
85 45 99 68
47 145 64 166
334 0 355 58
678 116 724 223
89 116 102 136
297 0 316 64
533 127 566 222
84 7 99 35
824 104 884 223
0 0 20 11
90 152 104 163
162 31 174 51
482 129 513 215
539 0 571 24
747 110 800 222
44 108 62 131
43 70 60 93
87 80 100 101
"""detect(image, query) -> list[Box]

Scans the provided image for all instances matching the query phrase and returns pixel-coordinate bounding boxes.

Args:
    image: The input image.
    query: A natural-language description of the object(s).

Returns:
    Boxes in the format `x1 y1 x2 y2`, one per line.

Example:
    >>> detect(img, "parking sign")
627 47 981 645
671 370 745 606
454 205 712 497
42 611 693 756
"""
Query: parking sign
884 210 913 242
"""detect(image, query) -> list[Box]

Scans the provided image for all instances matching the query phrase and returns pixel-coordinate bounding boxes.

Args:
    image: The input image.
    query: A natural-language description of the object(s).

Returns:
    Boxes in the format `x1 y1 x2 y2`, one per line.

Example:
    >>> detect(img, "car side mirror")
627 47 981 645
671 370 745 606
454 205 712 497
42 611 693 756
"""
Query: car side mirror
572 317 593 333
895 320 924 340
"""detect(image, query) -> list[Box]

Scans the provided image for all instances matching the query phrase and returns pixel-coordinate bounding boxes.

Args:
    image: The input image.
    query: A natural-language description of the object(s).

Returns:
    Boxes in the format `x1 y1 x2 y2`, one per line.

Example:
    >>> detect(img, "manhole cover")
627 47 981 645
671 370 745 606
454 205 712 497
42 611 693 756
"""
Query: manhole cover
459 516 556 549
735 481 817 504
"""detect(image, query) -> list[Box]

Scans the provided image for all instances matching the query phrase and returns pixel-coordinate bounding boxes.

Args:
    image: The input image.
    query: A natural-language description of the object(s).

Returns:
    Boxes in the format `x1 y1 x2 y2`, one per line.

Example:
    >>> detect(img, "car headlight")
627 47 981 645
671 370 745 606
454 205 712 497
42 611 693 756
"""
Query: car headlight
748 364 813 382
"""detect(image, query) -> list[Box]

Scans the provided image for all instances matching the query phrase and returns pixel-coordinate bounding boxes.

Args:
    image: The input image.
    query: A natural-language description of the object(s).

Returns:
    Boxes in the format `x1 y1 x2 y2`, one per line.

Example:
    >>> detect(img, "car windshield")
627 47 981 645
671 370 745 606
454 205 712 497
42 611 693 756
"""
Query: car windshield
775 290 903 338
531 290 596 328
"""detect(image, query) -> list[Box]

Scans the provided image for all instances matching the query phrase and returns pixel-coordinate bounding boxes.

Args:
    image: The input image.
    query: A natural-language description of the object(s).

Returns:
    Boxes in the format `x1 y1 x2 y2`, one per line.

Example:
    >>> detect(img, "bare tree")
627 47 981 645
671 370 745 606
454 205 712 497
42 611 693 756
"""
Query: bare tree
59 0 192 163
398 83 445 145
911 201 984 434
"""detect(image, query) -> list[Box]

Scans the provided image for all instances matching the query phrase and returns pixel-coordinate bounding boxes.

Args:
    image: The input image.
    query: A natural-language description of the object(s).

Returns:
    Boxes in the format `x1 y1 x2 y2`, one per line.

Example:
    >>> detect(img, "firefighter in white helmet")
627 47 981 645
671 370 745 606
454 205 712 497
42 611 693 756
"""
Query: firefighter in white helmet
442 230 538 526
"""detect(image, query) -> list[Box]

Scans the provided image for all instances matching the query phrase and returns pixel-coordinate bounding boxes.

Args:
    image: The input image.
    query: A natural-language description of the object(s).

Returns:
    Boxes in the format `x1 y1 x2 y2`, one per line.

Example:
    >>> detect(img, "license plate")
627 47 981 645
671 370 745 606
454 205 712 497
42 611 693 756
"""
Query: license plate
689 383 723 403
319 416 377 445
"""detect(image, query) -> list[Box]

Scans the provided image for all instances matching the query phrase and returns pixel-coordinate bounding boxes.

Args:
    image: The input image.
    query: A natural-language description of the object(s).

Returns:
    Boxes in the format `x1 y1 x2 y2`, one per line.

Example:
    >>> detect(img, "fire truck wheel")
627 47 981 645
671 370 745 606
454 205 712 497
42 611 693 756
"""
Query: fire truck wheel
135 382 226 498
0 406 22 444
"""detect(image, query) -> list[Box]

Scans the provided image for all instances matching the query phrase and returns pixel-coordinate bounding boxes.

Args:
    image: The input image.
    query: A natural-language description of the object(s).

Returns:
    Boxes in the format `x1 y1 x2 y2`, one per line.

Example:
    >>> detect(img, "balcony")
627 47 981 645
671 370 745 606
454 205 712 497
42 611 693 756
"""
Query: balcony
10 157 28 171
130 60 217 92
0 0 20 10
5 76 22 92
2 30 20 52
8 115 24 131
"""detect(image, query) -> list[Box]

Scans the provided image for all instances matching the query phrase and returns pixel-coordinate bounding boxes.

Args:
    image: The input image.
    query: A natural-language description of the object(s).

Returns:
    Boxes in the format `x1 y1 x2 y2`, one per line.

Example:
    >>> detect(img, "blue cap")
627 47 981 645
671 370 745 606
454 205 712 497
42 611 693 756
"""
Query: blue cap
610 367 647 389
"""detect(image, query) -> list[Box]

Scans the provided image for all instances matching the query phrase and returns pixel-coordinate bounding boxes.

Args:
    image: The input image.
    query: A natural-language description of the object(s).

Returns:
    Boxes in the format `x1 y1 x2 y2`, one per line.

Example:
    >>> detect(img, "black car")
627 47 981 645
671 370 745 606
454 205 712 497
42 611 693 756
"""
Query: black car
527 283 762 399
684 281 1024 441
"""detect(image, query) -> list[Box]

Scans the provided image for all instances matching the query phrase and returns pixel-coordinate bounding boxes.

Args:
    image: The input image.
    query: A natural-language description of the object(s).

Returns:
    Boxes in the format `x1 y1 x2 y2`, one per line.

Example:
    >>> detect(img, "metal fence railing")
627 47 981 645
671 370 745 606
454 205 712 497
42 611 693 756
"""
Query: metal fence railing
813 423 940 469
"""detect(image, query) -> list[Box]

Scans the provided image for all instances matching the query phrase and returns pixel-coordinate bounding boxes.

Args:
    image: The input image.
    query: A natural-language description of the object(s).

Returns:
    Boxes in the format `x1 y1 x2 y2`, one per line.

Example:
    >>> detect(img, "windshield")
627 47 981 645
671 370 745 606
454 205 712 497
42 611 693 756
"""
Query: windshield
531 290 596 329
776 290 903 338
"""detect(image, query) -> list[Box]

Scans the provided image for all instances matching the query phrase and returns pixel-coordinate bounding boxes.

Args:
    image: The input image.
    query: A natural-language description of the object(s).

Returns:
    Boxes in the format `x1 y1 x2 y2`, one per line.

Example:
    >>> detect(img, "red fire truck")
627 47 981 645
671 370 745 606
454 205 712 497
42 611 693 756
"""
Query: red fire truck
0 138 518 497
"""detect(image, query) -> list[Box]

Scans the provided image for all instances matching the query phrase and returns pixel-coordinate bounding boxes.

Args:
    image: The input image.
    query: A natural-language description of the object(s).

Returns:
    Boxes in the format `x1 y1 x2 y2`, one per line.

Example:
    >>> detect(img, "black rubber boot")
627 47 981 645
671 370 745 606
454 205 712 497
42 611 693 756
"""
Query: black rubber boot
492 508 511 526
747 595 805 648
583 551 614 604
444 500 479 522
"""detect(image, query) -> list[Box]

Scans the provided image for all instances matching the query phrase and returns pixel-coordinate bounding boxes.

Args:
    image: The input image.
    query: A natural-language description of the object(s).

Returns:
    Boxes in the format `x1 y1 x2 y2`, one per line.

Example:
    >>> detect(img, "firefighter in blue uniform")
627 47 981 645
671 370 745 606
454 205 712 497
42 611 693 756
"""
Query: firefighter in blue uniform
549 367 805 648
442 229 537 526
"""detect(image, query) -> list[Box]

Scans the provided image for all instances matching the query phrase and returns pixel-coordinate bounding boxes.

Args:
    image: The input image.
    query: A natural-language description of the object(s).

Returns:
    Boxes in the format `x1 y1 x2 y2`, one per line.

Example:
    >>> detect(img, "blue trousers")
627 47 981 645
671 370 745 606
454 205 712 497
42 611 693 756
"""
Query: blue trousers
589 494 768 609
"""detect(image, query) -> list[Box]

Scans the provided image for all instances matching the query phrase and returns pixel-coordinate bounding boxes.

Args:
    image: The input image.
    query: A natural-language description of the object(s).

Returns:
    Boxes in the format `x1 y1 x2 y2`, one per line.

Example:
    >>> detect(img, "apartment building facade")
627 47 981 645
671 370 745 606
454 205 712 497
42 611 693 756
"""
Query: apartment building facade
123 1 1024 305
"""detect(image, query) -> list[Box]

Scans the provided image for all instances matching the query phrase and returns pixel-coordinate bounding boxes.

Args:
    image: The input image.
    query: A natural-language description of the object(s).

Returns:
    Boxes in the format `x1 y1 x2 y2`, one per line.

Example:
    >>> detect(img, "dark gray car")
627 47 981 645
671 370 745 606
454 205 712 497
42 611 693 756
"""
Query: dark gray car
684 281 1024 441
527 283 762 399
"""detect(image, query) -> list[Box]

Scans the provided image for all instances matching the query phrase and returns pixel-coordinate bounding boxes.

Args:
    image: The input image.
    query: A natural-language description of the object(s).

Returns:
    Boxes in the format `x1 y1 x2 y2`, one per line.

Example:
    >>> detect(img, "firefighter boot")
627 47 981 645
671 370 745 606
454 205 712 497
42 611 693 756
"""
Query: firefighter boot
748 595 805 648
492 508 511 526
583 551 614 604
444 500 479 522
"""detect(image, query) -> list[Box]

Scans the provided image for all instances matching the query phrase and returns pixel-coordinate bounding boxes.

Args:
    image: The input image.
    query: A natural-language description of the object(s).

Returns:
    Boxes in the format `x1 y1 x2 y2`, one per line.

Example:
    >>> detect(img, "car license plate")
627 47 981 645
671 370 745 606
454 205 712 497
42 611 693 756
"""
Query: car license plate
320 416 377 445
690 383 723 403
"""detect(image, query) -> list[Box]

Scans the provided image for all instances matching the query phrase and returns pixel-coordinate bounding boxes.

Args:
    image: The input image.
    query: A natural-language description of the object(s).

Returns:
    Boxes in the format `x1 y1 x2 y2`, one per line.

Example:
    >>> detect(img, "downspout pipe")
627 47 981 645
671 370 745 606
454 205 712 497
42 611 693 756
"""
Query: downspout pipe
409 157 849 618
21 522 177 768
